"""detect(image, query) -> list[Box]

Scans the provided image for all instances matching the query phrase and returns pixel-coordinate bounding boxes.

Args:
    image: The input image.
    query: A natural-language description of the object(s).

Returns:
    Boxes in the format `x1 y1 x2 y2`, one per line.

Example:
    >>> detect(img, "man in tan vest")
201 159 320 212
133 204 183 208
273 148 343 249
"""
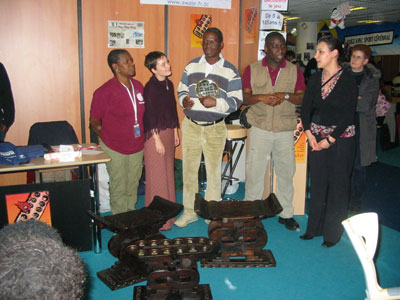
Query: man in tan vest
242 32 306 231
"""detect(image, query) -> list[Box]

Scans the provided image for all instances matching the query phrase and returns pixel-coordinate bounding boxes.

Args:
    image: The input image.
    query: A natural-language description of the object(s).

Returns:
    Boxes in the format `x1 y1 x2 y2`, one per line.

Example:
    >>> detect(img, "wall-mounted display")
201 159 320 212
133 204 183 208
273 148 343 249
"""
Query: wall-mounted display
108 21 145 48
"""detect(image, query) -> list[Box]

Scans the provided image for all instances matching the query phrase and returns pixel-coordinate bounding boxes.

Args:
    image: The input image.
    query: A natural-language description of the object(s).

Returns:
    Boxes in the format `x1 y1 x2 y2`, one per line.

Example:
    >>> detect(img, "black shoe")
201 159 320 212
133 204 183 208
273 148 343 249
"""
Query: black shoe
322 241 336 248
300 234 314 240
278 217 300 231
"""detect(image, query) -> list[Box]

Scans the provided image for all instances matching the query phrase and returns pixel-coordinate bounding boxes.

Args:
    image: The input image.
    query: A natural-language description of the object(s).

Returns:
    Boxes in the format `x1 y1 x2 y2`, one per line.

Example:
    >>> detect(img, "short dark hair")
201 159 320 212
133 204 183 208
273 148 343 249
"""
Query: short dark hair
264 32 285 46
285 50 296 58
145 51 166 72
318 35 343 61
351 44 372 59
204 27 223 43
107 49 129 74
0 220 87 300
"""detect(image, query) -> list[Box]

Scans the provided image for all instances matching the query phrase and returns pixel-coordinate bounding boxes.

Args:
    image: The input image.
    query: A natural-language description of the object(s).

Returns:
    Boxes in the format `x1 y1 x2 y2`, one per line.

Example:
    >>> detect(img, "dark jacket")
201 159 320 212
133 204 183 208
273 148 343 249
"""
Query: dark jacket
344 63 380 166
0 63 15 130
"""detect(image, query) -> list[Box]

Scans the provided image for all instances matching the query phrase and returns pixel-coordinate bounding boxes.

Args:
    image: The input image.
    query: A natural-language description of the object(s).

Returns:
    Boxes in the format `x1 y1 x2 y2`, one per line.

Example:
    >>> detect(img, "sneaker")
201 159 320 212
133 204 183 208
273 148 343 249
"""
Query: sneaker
278 217 300 231
174 212 198 228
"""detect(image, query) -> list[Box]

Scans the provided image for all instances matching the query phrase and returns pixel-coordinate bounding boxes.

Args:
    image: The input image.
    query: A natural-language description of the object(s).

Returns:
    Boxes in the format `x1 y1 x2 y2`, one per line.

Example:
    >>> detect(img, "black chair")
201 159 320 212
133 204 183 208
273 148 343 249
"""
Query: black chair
27 121 80 183
28 121 79 147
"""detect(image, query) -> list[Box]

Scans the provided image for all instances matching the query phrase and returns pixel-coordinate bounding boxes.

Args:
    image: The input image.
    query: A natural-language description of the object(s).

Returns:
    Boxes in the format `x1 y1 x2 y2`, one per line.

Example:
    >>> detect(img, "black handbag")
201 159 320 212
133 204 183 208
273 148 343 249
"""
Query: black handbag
239 106 252 129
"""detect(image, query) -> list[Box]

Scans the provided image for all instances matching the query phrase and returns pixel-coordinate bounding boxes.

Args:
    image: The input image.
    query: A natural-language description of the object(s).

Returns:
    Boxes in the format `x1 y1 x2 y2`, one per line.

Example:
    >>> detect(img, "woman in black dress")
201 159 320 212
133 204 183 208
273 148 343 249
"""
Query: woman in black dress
300 36 358 247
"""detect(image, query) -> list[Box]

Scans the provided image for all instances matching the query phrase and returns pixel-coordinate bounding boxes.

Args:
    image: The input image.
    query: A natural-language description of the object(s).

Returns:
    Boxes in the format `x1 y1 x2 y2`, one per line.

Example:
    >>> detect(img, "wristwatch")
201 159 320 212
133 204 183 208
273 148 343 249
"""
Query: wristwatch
284 93 290 100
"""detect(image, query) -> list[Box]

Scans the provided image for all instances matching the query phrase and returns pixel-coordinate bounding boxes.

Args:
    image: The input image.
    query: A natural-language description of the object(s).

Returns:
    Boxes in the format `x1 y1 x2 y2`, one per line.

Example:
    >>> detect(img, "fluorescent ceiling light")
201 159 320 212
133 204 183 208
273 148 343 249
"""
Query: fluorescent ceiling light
357 20 383 24
350 6 368 11
284 16 300 21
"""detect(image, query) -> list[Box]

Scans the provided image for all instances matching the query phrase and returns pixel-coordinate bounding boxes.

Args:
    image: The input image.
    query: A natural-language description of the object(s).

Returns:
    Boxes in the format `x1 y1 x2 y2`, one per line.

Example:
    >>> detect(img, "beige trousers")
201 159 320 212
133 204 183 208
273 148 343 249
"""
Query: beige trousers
100 141 143 214
182 117 227 211
245 126 296 218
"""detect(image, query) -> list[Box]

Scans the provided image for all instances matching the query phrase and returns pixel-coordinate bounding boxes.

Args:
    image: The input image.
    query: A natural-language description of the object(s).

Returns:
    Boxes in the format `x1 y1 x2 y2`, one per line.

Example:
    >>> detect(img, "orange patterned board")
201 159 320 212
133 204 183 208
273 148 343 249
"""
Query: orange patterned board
6 191 52 226
191 14 212 48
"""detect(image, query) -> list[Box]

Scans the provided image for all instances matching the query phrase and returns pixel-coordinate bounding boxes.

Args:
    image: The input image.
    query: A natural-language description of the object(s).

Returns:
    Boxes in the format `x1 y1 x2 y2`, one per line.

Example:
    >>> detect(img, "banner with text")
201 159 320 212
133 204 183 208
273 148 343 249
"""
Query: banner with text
338 23 400 56
344 31 394 47
140 0 231 9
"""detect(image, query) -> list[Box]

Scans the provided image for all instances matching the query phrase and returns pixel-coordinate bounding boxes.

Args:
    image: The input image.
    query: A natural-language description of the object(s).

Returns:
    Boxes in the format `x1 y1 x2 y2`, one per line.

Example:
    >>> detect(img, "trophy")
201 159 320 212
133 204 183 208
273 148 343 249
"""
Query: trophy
195 78 220 98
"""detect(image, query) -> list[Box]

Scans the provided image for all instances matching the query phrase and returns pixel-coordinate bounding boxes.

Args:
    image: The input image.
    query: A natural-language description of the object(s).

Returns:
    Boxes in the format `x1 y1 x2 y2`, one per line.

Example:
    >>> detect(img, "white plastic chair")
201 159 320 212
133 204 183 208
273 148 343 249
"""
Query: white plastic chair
342 212 400 300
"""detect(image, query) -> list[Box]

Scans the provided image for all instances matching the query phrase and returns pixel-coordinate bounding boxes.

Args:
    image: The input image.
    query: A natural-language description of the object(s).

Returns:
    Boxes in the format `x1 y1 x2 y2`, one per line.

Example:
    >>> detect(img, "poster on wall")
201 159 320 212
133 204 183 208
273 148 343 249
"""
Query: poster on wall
243 7 258 44
259 10 284 31
294 125 306 163
191 14 212 48
261 0 288 12
6 191 52 225
140 0 231 9
108 21 145 48
258 31 287 60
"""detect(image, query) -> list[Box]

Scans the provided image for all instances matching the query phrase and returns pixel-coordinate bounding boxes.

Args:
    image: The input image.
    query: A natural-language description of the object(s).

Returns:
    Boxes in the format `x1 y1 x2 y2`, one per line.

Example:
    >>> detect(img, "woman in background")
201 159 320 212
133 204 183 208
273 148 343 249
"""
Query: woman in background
300 36 358 247
143 51 180 230
90 49 145 214
345 44 380 212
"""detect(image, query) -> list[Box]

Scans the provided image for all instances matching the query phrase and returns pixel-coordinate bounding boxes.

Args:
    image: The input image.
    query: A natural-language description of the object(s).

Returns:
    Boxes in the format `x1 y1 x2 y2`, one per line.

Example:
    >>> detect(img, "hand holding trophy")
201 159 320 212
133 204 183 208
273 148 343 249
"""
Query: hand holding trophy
195 78 219 108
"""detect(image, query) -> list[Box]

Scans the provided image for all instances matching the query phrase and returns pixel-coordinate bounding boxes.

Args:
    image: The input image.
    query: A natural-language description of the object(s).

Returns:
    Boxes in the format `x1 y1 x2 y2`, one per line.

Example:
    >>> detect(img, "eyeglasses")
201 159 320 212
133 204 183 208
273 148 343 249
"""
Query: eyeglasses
351 55 366 60
202 40 219 46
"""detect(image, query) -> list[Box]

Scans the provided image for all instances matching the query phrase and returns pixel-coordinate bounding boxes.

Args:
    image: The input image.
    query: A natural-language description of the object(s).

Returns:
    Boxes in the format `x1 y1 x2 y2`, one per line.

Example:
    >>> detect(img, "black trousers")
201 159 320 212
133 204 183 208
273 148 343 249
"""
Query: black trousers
349 131 366 210
305 136 356 243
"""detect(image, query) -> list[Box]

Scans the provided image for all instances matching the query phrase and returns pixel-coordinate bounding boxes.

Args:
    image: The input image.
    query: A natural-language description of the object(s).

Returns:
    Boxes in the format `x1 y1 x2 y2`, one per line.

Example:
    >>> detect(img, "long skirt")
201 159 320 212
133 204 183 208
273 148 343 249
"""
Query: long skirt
144 128 176 222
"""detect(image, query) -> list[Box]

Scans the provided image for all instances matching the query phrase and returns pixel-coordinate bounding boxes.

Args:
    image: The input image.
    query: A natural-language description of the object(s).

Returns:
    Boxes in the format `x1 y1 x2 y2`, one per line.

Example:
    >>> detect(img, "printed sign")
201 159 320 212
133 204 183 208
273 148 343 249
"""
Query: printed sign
260 10 284 30
261 0 288 12
294 118 306 163
344 31 394 47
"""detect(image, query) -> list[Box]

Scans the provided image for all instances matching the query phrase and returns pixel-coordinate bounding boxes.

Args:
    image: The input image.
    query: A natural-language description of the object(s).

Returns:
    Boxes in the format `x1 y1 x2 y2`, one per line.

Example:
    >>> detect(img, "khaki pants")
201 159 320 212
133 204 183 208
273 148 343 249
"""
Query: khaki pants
182 117 227 211
100 141 143 214
245 126 295 218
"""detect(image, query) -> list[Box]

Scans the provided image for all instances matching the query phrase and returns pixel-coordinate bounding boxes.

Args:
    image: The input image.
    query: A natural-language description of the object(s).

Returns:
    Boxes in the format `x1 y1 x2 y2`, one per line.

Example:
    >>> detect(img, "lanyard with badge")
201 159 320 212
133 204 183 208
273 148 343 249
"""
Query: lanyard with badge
121 80 141 138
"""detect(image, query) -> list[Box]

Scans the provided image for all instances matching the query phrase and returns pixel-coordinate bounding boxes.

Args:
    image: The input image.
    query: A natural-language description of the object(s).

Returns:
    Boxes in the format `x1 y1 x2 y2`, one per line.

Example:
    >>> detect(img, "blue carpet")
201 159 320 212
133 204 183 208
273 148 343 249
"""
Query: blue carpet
376 130 400 168
79 185 400 300
363 162 400 232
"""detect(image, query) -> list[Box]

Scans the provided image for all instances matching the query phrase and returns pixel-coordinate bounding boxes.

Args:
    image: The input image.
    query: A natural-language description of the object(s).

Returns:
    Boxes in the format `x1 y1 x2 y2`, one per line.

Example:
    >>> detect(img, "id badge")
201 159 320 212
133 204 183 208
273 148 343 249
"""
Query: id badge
134 124 141 138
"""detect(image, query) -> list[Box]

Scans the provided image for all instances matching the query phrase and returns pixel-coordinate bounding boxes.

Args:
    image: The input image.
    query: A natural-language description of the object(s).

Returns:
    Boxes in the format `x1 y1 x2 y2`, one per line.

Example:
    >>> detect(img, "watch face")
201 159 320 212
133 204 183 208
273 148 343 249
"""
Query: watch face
285 93 290 100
